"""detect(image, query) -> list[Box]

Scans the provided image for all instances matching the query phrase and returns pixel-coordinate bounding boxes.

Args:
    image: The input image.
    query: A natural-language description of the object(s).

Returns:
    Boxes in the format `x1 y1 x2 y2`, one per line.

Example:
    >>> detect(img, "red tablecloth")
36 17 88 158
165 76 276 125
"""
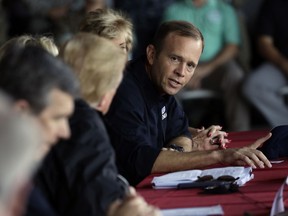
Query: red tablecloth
136 130 288 216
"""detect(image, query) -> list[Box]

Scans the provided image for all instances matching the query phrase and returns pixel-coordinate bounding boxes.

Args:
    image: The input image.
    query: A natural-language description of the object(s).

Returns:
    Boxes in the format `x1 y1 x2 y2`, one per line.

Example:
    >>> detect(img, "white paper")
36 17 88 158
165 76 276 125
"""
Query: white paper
161 204 224 216
270 176 288 216
270 160 284 164
152 170 202 189
152 166 253 189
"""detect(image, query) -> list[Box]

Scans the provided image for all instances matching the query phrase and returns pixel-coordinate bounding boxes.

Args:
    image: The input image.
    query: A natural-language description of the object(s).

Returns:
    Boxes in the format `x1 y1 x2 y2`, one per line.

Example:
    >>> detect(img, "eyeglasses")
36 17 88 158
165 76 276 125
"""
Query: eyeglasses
177 174 240 193
196 175 239 183
203 182 239 194
195 175 240 194
177 175 239 193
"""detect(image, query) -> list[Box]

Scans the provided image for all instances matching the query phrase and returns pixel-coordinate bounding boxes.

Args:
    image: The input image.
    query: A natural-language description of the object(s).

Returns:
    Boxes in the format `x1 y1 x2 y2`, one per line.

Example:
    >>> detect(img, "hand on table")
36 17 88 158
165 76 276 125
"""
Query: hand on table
190 125 229 150
108 187 161 216
219 133 272 169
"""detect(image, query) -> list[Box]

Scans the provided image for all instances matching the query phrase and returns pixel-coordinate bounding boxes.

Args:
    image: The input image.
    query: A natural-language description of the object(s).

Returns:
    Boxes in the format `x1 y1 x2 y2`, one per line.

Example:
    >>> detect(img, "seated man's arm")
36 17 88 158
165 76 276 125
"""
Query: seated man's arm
256 0 288 75
258 36 288 75
151 133 272 173
206 44 239 71
187 44 239 89
166 136 193 152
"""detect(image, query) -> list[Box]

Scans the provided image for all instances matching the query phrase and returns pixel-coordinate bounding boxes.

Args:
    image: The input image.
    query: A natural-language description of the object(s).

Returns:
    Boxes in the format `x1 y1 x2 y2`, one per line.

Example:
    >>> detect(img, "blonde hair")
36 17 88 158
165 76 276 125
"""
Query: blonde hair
79 8 133 52
60 32 127 104
0 35 59 59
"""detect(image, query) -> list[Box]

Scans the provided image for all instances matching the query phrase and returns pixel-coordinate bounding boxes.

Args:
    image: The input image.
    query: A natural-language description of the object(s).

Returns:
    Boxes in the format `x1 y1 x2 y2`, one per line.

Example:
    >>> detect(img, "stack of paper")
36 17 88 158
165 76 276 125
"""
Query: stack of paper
270 176 288 216
152 166 253 189
161 204 224 216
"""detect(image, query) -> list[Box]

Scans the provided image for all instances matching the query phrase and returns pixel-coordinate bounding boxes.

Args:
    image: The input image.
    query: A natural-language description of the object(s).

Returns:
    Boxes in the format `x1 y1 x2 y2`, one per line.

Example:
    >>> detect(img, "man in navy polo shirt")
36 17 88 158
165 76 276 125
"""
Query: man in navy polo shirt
104 20 272 186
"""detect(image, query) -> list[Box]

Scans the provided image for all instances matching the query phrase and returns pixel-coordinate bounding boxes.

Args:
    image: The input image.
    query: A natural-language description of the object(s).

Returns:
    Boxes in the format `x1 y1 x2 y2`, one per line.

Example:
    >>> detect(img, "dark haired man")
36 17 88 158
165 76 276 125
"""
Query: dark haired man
0 46 80 215
0 45 79 156
104 20 272 186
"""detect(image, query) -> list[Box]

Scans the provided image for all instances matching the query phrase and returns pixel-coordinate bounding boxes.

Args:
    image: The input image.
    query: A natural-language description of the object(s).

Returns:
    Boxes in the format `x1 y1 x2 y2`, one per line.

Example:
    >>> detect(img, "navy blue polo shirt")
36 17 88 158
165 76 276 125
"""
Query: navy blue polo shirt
104 56 191 185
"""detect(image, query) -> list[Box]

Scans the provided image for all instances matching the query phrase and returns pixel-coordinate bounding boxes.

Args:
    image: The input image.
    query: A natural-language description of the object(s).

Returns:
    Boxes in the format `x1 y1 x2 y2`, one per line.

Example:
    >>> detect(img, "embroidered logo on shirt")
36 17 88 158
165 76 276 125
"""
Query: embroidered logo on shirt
161 106 167 120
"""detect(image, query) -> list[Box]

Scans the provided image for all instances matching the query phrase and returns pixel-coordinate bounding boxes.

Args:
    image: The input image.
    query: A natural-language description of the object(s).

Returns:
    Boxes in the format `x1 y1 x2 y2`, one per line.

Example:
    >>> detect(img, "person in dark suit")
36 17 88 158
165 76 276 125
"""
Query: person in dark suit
34 33 161 216
0 45 80 216
0 91 42 216
104 20 272 186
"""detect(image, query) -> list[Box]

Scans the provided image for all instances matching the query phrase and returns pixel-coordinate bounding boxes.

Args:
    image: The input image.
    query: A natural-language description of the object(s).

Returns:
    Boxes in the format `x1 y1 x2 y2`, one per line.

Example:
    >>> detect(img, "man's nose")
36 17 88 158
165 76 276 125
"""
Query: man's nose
175 63 185 77
59 122 71 139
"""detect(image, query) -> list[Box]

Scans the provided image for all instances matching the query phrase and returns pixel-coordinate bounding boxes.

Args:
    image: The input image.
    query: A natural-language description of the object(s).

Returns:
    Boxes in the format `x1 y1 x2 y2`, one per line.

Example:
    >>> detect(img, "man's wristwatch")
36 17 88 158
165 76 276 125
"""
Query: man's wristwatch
166 144 184 152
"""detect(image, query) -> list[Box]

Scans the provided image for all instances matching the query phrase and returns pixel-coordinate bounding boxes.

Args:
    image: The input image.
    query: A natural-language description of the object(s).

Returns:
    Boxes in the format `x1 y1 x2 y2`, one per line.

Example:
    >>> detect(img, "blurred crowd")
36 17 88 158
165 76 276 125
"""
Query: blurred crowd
0 0 277 131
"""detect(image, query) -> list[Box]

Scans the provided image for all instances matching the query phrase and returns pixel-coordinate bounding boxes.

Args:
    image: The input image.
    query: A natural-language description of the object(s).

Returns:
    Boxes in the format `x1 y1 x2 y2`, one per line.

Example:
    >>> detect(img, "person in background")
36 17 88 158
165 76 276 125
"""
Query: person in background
79 9 224 153
113 0 176 59
2 0 109 46
79 8 133 54
0 92 42 216
104 20 272 186
34 33 161 216
0 45 80 216
242 0 288 128
163 0 249 131
0 44 79 157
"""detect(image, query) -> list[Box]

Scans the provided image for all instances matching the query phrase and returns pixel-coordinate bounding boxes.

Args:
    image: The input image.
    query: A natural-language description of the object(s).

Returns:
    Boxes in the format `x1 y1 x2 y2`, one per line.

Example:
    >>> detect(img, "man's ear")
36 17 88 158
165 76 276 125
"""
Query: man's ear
94 94 107 113
146 44 156 65
13 100 31 113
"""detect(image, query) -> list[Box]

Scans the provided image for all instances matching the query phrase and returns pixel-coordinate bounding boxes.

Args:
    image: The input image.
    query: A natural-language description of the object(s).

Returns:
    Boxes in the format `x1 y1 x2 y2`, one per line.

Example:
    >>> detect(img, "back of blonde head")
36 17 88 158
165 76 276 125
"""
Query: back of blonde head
61 32 127 104
79 8 133 52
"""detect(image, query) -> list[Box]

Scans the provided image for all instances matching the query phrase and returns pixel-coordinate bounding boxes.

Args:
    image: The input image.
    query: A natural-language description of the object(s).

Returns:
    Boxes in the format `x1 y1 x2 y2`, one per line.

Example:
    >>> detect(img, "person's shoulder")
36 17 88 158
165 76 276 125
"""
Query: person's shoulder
114 78 146 111
70 99 105 133
59 103 110 152
109 56 152 112
72 99 98 122
119 58 145 94
25 187 58 216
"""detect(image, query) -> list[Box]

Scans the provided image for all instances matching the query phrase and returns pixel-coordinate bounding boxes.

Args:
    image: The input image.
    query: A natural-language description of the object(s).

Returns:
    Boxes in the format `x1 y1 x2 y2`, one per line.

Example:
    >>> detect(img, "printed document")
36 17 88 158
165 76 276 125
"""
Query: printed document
161 204 224 216
152 166 253 189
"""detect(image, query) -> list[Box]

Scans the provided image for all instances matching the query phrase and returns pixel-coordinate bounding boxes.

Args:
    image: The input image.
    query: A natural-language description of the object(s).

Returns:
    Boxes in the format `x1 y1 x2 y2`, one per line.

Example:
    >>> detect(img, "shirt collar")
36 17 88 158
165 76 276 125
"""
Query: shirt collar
128 56 170 106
